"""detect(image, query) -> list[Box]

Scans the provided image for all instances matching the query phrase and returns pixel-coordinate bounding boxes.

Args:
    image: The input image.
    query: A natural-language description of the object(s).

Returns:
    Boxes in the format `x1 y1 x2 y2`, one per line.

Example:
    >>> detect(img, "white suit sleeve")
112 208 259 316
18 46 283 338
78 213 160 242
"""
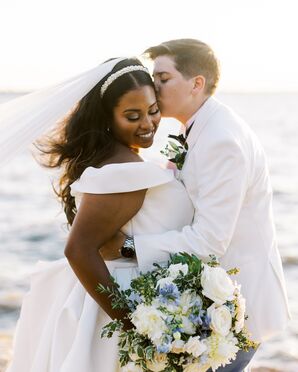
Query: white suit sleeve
134 136 249 272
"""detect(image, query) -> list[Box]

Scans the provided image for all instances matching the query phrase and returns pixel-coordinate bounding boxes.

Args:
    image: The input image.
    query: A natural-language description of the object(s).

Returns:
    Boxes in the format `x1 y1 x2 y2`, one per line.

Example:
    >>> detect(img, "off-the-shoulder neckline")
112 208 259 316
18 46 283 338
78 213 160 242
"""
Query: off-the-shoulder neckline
84 161 166 172
70 161 174 195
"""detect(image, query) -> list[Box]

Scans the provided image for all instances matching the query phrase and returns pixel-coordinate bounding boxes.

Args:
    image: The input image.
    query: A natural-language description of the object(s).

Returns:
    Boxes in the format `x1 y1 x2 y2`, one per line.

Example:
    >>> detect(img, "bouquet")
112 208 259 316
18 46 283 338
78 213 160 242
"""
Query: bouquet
97 253 257 372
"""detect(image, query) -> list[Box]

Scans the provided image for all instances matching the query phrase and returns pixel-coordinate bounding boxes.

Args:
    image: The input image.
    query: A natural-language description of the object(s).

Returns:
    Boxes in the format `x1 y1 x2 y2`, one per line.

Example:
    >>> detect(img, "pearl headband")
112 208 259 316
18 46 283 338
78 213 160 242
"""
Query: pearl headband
100 65 150 98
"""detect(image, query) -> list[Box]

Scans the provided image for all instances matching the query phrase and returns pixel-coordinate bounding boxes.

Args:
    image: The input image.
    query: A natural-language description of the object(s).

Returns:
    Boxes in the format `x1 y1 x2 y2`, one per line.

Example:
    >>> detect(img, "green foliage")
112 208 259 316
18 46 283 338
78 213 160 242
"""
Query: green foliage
101 319 123 338
206 254 220 267
171 252 202 275
170 252 203 293
144 345 155 360
168 134 188 149
96 276 132 310
119 348 130 366
160 134 188 170
227 267 240 275
236 328 259 351
130 274 158 305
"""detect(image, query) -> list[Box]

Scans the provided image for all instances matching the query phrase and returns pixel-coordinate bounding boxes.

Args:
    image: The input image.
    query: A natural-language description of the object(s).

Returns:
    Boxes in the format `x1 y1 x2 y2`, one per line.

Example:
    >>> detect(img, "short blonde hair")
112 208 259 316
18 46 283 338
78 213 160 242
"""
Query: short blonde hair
144 39 220 95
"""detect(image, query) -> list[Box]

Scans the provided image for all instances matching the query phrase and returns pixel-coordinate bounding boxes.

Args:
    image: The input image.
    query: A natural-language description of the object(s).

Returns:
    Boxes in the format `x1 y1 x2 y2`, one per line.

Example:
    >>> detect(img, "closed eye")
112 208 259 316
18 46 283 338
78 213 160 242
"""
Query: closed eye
149 108 160 115
153 72 170 84
126 115 140 121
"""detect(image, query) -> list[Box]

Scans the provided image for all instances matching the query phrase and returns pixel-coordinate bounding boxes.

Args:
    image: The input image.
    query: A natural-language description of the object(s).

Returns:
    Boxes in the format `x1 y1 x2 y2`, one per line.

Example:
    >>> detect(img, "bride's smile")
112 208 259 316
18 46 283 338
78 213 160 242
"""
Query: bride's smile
112 85 160 149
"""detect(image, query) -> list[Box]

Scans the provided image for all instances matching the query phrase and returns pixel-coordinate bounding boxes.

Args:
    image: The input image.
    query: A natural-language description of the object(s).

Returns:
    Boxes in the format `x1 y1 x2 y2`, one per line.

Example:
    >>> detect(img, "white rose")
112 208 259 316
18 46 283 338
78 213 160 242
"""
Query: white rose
168 263 188 278
131 304 167 343
201 264 235 305
184 336 207 357
207 304 232 336
121 362 143 372
234 292 246 333
183 363 200 372
183 362 211 372
205 332 239 370
171 339 185 353
146 353 168 372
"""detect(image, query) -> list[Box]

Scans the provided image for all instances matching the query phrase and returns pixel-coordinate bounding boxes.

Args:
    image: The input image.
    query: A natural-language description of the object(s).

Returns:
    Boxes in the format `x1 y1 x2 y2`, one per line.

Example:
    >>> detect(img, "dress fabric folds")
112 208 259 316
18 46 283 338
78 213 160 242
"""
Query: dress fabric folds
7 162 194 372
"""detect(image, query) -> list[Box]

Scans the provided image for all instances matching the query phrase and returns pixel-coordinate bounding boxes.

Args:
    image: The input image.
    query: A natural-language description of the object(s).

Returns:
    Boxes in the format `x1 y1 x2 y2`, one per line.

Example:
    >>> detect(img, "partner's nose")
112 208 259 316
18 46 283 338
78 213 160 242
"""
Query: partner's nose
154 80 160 93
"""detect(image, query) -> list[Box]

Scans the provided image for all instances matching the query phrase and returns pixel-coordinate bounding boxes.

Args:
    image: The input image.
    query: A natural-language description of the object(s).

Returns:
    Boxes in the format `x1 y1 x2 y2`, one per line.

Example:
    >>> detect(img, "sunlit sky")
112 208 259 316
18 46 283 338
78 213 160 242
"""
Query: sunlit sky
1 0 298 92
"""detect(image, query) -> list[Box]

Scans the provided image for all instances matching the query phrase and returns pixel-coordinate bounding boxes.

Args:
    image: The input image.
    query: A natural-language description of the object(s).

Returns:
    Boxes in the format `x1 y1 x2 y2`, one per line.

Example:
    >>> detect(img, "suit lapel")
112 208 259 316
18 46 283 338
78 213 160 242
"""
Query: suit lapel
185 96 221 153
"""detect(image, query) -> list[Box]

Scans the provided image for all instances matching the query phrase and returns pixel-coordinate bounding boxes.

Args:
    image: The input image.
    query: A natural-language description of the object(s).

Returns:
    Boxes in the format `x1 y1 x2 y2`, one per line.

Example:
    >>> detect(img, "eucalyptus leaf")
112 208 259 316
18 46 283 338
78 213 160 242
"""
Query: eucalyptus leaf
137 346 144 358
168 141 179 151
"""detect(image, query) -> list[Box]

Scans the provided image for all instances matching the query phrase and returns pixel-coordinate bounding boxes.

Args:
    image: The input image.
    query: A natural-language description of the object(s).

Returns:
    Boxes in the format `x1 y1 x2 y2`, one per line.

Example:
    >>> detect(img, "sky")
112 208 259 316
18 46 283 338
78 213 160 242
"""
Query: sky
0 0 298 92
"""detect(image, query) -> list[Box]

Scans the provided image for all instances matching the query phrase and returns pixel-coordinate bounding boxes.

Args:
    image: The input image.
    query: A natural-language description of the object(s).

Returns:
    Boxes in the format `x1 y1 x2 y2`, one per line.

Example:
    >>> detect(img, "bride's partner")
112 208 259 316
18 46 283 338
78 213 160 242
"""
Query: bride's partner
103 39 291 371
4 57 194 372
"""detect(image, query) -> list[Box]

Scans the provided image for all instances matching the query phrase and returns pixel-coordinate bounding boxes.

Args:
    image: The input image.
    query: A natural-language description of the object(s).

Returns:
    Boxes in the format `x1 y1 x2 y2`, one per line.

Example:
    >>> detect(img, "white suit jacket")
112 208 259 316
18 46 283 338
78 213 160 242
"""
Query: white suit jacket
135 96 290 342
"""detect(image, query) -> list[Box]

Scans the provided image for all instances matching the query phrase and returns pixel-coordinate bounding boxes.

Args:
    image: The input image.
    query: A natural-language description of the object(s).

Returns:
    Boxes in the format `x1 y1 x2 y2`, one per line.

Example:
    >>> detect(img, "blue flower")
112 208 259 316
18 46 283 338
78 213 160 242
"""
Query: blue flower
201 314 211 330
189 313 202 324
158 283 180 304
189 307 205 325
128 292 142 307
173 326 183 333
193 297 203 309
157 334 172 353
157 343 171 353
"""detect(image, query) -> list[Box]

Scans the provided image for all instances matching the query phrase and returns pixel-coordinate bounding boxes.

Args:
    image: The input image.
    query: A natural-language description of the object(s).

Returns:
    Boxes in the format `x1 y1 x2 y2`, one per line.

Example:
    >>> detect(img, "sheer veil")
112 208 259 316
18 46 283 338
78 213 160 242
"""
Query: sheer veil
0 57 125 168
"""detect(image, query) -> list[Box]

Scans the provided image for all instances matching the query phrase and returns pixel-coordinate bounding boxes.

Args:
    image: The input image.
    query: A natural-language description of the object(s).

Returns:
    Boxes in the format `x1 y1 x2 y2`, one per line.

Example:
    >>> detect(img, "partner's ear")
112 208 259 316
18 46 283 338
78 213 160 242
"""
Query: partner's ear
192 75 206 94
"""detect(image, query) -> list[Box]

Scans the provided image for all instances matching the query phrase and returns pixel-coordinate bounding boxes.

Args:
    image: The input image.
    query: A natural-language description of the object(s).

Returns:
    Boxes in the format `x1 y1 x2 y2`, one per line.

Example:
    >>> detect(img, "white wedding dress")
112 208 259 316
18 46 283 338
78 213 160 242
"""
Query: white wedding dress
7 161 194 372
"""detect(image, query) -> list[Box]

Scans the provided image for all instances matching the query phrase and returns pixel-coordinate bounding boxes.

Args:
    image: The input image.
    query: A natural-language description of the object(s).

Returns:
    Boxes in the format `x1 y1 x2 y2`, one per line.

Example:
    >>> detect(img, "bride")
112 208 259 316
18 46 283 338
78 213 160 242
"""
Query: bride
4 57 194 371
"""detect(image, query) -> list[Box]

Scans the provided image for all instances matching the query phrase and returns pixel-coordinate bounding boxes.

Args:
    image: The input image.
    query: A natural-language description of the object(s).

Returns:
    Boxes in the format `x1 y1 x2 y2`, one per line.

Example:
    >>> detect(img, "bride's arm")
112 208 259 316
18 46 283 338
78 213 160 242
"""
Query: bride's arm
64 189 146 322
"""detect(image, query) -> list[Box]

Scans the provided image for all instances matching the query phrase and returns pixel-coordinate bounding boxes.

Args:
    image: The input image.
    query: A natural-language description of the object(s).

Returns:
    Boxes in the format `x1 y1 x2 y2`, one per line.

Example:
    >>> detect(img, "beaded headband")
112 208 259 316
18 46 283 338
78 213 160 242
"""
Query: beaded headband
100 65 150 98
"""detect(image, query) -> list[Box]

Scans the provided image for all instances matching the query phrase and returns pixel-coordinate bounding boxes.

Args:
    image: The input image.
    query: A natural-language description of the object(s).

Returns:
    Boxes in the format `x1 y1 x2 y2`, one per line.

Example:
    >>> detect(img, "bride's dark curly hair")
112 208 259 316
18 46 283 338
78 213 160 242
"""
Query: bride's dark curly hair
36 58 154 226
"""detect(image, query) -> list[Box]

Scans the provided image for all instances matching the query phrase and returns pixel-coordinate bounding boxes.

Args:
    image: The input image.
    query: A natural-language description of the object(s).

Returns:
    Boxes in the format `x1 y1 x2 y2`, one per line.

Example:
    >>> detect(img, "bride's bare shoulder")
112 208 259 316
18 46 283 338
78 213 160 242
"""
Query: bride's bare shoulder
99 143 143 167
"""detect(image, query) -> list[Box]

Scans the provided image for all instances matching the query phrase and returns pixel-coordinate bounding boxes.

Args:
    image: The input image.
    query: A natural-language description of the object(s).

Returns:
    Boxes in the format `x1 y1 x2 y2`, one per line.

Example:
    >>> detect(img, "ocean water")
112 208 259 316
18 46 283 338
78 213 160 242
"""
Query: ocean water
0 92 298 370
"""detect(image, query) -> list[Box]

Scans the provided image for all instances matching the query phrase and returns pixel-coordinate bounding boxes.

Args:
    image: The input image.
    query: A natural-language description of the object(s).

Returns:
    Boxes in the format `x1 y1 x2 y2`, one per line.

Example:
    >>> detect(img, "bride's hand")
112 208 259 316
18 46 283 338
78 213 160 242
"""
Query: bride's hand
99 231 126 260
114 309 134 331
122 317 134 331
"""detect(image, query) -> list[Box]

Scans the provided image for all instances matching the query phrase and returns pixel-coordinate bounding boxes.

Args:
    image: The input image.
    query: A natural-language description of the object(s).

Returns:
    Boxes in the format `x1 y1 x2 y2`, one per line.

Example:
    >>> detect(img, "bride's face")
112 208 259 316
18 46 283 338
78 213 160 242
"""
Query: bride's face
112 85 161 149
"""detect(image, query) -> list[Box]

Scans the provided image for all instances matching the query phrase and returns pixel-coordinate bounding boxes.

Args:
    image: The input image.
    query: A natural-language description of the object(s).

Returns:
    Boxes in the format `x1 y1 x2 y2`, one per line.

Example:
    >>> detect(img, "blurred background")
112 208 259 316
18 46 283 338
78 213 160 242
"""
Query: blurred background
0 0 298 371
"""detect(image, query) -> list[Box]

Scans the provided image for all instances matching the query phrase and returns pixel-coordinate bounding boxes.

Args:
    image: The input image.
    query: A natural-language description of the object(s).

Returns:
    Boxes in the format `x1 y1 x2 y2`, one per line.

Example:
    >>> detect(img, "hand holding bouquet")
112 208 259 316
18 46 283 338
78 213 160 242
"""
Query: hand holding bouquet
97 253 257 371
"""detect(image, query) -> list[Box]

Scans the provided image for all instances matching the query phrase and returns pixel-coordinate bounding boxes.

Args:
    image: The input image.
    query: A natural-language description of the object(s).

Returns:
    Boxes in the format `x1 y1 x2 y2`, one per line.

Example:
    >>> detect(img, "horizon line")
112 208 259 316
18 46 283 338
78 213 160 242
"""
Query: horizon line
1 89 298 95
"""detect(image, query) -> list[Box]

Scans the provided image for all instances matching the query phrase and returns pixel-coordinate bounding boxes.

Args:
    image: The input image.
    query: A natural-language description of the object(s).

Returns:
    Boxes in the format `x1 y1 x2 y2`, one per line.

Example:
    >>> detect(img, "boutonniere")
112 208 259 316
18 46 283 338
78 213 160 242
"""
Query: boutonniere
160 134 188 170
